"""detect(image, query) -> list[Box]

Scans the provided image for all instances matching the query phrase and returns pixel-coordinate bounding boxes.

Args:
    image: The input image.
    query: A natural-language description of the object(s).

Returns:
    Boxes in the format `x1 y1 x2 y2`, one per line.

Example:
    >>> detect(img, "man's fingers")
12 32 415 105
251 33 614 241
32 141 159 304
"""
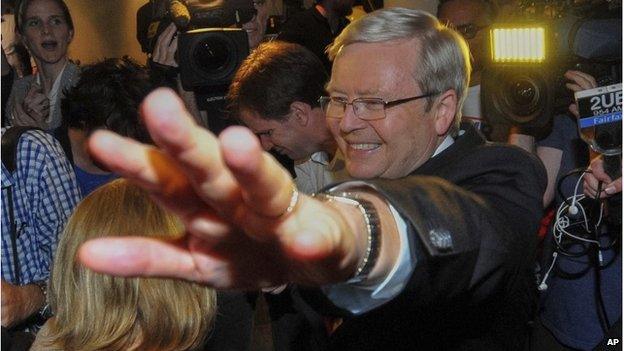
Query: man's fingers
584 182 599 199
78 237 202 281
153 24 175 56
565 82 582 93
169 37 179 66
152 41 162 61
605 178 622 195
90 130 179 189
140 88 240 208
565 70 597 90
153 23 177 64
583 158 621 198
89 130 212 218
220 126 294 218
163 23 177 42
584 172 601 197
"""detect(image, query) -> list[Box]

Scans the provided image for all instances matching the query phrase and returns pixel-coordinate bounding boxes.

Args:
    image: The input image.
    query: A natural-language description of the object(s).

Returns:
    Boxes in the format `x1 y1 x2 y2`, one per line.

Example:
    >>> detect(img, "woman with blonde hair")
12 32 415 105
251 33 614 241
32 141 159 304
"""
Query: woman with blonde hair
31 179 216 351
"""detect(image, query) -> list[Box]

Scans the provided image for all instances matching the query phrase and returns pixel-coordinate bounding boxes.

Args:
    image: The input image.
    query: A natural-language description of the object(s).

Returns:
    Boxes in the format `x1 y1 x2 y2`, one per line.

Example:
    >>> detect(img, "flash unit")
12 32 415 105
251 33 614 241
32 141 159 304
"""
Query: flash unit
490 27 546 63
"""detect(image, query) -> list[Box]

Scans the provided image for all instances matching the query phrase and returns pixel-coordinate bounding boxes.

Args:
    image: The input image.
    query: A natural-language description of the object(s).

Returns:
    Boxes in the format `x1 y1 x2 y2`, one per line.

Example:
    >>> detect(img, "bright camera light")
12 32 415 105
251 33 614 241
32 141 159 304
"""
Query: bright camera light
490 27 546 63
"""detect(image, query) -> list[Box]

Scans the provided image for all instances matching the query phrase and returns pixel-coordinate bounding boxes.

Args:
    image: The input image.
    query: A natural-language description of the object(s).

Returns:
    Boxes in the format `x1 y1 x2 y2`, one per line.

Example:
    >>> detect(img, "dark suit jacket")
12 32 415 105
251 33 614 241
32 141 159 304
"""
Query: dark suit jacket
305 126 547 351
276 6 349 73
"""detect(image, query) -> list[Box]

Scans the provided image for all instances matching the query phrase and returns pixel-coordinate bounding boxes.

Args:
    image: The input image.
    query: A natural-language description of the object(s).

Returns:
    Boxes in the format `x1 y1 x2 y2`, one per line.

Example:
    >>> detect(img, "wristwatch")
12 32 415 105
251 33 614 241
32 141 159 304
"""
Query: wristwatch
312 192 381 283
33 280 52 319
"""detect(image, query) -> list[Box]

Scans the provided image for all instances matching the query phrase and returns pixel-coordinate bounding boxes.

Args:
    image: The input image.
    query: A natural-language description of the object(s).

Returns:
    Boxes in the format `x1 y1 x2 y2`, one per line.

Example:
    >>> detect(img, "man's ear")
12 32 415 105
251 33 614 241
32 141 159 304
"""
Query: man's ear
290 101 312 126
433 89 458 136
68 29 74 43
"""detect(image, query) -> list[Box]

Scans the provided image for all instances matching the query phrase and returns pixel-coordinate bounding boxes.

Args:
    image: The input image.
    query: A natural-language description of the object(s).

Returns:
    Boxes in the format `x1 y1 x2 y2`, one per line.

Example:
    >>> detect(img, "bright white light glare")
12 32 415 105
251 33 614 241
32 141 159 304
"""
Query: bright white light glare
491 27 545 63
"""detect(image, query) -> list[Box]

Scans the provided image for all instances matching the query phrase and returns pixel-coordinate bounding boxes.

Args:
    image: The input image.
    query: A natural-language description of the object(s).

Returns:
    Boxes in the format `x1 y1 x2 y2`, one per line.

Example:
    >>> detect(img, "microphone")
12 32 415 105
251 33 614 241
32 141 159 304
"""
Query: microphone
169 0 191 29
603 154 622 226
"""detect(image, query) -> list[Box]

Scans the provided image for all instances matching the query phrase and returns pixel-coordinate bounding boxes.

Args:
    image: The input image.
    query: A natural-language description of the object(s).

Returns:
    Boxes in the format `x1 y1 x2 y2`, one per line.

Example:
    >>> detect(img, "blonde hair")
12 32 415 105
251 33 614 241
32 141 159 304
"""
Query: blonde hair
45 179 216 351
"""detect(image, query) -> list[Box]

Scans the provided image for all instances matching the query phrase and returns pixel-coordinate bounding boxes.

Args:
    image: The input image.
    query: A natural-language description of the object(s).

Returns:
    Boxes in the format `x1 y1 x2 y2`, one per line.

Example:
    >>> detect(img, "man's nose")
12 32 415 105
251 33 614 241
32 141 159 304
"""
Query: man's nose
339 103 366 133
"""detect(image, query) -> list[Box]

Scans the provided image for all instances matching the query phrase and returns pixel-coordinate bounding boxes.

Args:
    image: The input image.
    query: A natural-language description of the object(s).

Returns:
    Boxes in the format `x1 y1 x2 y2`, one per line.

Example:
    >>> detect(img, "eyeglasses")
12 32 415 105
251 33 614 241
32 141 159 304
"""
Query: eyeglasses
318 92 438 120
454 23 489 40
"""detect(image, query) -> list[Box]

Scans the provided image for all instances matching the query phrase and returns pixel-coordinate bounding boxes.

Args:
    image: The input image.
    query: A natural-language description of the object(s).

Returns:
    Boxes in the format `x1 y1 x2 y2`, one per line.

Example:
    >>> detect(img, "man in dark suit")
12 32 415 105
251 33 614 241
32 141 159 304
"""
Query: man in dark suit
277 0 354 73
78 8 546 351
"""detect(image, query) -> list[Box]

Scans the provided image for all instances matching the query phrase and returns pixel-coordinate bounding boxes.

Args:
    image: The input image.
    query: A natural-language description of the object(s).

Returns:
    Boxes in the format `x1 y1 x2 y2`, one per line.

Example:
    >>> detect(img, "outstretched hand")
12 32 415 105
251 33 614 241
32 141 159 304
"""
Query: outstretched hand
79 88 359 289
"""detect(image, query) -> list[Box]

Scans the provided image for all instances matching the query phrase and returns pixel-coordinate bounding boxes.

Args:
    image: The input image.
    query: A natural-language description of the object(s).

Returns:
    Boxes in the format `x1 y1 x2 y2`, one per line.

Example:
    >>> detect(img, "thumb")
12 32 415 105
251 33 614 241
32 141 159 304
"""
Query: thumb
568 103 580 119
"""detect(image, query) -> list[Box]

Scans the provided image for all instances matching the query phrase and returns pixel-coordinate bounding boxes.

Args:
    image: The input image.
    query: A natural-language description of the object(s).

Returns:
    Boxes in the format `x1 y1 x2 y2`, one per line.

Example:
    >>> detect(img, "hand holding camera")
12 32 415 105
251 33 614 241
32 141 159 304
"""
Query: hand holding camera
152 23 179 68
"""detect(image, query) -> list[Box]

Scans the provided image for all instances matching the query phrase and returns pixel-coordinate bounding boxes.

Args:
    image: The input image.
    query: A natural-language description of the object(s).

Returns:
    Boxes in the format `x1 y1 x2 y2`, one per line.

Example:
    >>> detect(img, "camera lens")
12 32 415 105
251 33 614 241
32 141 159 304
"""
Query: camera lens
178 29 249 90
193 36 231 74
500 74 545 121
511 79 536 106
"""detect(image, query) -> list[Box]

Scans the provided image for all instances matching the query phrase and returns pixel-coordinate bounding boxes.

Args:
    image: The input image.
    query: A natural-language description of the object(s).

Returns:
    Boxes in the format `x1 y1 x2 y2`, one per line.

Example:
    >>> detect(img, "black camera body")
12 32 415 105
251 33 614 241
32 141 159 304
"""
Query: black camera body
481 2 622 136
137 0 254 90
138 0 255 52
178 27 249 90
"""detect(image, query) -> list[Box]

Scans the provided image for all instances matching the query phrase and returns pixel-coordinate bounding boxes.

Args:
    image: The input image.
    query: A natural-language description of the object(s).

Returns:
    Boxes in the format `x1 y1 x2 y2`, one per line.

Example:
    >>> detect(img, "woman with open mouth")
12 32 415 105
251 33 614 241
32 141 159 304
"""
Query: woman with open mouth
5 0 79 135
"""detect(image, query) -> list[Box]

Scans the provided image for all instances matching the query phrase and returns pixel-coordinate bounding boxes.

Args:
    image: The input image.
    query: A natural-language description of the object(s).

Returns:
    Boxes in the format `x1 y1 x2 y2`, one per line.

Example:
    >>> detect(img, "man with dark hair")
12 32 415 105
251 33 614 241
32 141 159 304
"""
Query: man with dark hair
228 41 347 194
228 41 348 351
59 57 153 195
277 0 355 73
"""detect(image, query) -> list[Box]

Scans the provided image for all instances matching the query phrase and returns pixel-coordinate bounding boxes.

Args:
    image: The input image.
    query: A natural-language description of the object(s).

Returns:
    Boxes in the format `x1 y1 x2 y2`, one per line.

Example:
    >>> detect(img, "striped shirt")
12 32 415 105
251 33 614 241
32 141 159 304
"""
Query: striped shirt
1 129 82 285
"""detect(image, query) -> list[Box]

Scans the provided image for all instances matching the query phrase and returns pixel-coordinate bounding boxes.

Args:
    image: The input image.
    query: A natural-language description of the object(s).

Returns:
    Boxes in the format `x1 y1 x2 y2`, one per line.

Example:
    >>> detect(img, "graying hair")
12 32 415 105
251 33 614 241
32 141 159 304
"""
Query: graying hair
327 8 471 134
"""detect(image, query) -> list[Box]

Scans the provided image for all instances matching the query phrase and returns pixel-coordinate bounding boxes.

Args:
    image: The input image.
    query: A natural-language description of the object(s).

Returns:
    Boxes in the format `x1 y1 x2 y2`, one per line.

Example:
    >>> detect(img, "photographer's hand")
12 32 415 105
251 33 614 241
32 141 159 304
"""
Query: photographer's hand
564 70 597 118
152 23 179 68
150 23 206 125
584 157 622 199
79 88 400 289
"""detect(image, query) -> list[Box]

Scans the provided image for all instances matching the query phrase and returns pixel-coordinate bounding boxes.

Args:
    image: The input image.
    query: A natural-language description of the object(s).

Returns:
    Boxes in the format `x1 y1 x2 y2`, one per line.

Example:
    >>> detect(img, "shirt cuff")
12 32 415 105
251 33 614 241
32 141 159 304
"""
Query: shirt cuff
320 181 416 315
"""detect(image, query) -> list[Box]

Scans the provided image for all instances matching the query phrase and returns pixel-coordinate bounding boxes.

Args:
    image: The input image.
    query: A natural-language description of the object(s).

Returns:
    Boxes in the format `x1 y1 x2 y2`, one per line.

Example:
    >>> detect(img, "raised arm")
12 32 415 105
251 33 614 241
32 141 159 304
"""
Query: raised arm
79 88 400 289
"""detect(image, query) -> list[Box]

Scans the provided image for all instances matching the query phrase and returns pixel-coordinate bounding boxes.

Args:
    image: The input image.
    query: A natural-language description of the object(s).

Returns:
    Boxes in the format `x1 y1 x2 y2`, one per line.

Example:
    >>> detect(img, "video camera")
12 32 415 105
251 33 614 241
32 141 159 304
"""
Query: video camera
137 0 255 90
481 0 622 137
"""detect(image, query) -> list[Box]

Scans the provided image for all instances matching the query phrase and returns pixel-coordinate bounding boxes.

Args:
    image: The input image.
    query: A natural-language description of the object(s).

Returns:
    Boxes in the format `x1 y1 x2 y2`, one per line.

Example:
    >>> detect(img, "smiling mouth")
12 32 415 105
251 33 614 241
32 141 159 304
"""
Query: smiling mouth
41 41 58 50
348 143 381 151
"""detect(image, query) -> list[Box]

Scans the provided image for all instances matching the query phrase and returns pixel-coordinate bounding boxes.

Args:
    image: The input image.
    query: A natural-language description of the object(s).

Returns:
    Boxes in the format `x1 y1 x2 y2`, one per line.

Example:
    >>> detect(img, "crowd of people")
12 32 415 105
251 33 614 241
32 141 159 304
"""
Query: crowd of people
1 0 621 350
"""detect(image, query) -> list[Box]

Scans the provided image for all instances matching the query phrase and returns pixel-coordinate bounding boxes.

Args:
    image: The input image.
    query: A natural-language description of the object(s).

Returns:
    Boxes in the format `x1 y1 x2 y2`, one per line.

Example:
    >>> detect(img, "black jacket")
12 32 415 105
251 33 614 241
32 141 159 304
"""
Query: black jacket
305 126 547 350
276 6 349 73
